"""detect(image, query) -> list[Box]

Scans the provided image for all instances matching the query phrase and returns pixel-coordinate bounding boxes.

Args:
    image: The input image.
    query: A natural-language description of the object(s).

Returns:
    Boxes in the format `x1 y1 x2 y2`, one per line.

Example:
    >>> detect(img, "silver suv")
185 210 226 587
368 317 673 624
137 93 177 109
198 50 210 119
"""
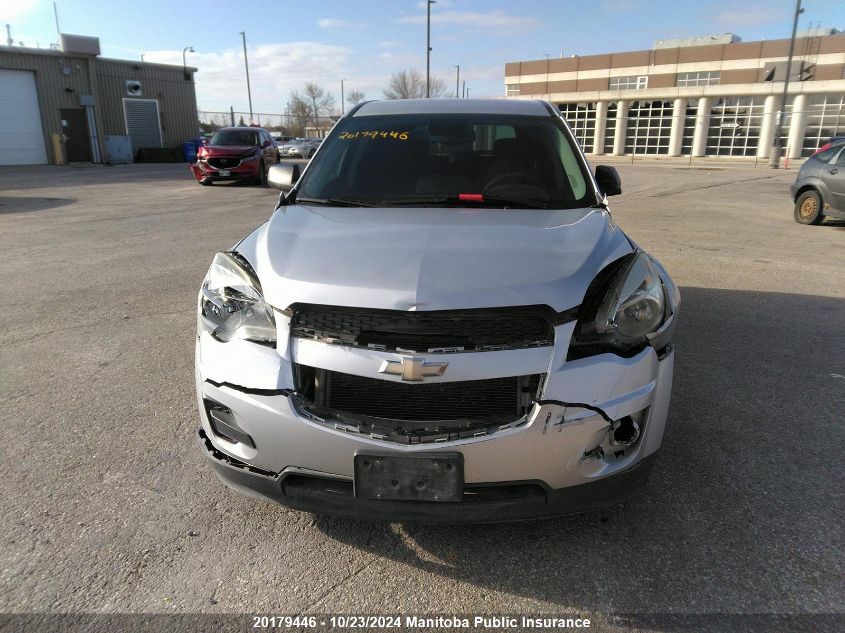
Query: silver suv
195 99 679 523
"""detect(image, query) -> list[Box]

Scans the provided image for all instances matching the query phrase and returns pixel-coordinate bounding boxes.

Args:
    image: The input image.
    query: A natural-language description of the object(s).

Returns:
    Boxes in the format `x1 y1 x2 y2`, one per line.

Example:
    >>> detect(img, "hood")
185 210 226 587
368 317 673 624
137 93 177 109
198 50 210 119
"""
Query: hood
202 145 258 156
249 205 634 313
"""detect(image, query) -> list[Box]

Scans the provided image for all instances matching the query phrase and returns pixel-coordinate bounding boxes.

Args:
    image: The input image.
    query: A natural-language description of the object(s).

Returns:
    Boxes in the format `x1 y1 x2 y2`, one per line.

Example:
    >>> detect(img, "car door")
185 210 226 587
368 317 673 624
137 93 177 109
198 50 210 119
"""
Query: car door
825 147 845 211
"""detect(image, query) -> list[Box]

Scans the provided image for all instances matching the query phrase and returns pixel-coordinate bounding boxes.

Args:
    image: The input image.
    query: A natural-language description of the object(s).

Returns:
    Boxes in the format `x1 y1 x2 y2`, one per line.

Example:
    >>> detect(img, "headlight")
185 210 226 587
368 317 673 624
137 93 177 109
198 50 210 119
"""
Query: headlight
571 252 666 355
241 153 259 162
198 252 276 345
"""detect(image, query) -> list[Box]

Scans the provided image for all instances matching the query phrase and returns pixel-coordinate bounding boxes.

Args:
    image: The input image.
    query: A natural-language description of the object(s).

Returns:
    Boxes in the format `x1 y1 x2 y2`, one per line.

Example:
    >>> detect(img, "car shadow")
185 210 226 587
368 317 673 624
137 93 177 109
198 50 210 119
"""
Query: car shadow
312 287 845 624
0 196 76 214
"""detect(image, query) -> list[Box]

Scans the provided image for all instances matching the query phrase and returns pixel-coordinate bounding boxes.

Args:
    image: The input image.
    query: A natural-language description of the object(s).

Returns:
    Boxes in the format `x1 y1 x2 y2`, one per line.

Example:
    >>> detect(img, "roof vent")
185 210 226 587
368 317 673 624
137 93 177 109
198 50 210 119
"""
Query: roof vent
59 33 101 56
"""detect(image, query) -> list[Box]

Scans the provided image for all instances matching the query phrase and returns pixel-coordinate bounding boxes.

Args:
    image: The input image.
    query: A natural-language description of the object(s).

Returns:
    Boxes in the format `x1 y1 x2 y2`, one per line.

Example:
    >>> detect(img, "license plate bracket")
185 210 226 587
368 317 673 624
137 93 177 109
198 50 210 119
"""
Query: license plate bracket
354 453 463 502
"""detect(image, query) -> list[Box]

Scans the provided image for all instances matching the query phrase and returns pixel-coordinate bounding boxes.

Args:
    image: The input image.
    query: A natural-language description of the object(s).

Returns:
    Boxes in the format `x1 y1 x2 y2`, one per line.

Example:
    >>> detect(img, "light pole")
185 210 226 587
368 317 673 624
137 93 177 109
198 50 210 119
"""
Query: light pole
769 0 804 169
341 78 345 115
426 0 435 98
462 80 466 98
454 64 460 98
182 45 193 80
239 31 254 124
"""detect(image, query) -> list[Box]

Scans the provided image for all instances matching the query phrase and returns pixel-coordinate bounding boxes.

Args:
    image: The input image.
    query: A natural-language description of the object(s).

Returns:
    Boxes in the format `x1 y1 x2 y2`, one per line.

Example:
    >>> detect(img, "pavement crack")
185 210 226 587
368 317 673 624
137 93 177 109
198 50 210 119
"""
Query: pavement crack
301 558 376 610
649 174 779 198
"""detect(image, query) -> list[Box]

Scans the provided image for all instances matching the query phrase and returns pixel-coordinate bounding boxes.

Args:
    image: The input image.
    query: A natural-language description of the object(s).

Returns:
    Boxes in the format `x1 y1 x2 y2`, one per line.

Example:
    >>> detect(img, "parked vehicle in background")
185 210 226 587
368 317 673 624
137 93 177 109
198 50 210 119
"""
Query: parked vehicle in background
791 139 845 224
190 127 278 186
194 98 680 523
278 138 322 159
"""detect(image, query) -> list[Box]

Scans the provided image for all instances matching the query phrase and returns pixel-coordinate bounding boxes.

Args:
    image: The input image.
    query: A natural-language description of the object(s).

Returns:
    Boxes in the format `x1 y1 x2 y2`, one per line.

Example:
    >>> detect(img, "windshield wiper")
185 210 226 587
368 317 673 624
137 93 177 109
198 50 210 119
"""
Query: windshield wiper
294 197 380 207
381 194 549 209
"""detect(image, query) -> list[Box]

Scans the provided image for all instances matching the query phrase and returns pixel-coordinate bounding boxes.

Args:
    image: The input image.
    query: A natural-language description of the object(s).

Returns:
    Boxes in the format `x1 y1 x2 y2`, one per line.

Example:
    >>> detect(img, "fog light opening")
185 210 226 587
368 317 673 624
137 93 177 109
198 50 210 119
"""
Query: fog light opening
204 398 256 449
609 416 640 447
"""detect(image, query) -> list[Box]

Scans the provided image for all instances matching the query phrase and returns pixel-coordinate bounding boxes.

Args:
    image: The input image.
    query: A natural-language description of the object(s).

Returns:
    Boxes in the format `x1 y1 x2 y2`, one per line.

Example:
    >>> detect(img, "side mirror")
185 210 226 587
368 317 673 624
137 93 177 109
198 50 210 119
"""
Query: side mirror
595 165 622 197
262 140 272 148
267 163 301 192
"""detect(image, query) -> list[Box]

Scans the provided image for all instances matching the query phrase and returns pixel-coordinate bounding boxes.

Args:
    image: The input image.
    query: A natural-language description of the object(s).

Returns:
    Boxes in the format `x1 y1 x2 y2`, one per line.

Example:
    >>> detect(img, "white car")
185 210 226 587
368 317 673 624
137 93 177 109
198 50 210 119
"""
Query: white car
195 98 679 522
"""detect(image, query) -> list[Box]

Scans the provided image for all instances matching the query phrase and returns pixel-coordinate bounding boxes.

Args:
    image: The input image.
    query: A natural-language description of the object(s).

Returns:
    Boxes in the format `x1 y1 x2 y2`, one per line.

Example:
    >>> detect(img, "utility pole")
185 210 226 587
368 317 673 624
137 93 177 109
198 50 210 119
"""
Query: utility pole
341 79 345 114
454 64 460 98
426 0 435 98
462 80 466 98
769 0 804 169
53 1 61 36
239 31 254 123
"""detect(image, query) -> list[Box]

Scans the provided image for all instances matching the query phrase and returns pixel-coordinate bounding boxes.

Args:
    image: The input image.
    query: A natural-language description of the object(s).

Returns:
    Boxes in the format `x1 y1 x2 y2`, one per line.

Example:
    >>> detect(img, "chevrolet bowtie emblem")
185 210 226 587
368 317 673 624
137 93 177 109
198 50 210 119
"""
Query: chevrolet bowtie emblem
379 357 448 382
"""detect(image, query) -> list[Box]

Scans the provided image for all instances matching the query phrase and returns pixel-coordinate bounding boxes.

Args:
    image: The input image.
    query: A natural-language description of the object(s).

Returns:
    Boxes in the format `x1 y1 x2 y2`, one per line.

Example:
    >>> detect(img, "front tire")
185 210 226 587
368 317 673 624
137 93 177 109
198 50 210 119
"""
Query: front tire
256 162 267 187
794 190 824 225
200 178 213 186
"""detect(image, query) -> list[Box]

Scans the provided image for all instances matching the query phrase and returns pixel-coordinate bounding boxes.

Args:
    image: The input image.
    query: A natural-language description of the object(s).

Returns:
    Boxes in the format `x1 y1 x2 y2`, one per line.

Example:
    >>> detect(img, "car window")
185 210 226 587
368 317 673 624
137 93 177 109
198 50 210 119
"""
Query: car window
837 148 845 167
210 129 259 146
296 113 594 209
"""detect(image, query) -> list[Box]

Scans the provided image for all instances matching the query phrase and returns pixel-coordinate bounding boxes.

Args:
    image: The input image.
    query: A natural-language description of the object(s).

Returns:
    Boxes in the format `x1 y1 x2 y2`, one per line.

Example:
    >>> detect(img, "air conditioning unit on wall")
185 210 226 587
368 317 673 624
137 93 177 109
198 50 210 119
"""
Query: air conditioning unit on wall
126 80 142 96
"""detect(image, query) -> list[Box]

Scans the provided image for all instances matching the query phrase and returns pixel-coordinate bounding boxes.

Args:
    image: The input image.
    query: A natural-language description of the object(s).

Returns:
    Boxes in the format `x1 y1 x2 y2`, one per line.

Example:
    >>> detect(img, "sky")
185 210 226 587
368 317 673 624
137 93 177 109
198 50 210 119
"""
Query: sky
3 0 845 115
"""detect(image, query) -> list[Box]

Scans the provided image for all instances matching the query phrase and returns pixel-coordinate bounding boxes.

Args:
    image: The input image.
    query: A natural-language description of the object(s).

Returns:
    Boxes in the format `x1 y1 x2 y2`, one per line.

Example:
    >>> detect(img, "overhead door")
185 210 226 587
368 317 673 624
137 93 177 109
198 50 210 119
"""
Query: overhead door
123 98 162 154
0 69 48 165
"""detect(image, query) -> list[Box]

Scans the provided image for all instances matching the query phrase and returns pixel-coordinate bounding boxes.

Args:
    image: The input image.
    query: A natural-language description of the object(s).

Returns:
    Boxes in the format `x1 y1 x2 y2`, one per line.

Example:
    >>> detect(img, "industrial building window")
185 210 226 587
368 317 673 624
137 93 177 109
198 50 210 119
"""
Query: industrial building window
706 96 765 156
609 75 648 91
680 100 698 155
802 94 845 156
604 103 618 153
625 100 673 154
559 102 596 153
676 71 721 87
123 98 162 152
506 84 520 96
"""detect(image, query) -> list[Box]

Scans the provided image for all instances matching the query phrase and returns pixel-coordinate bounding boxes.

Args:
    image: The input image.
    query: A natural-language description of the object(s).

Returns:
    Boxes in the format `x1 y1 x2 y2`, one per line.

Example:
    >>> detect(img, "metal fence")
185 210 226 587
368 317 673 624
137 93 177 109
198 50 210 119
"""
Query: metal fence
198 110 338 138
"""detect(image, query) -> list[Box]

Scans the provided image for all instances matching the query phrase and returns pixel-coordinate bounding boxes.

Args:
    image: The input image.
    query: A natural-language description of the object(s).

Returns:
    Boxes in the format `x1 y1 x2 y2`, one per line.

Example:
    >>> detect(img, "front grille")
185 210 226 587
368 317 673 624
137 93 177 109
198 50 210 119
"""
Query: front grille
208 157 242 169
293 365 543 444
289 303 555 353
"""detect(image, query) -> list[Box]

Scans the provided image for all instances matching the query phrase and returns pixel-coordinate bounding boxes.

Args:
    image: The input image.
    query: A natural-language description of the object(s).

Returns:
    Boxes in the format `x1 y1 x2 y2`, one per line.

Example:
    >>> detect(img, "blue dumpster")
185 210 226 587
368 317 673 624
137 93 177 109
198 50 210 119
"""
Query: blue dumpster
182 141 198 163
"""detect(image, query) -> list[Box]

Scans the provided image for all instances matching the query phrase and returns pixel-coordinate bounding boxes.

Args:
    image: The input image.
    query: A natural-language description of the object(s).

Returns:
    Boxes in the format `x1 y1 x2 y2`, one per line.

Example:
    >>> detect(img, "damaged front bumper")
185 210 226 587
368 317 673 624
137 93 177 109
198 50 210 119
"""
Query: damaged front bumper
195 310 676 521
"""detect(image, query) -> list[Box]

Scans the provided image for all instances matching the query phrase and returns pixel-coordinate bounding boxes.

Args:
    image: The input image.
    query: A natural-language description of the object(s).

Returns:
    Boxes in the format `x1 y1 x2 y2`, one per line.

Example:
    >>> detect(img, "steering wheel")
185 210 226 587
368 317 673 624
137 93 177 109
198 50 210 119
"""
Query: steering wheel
483 171 545 193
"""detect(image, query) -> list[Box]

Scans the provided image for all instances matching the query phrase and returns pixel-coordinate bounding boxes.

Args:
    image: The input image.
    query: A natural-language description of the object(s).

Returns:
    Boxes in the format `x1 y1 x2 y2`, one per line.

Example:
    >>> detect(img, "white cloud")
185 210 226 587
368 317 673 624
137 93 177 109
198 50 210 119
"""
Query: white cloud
396 9 540 33
0 0 37 21
317 18 365 29
143 42 353 113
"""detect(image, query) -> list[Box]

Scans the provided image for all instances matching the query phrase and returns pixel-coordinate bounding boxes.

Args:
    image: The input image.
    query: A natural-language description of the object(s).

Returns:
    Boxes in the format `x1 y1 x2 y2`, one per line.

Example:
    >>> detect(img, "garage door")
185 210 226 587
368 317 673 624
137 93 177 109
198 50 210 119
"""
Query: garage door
123 98 162 153
0 69 48 165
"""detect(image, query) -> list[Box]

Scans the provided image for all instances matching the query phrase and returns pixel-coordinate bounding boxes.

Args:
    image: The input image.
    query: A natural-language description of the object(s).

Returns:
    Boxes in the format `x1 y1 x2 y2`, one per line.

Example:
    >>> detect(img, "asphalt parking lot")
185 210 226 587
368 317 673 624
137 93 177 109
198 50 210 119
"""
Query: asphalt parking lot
1 161 843 630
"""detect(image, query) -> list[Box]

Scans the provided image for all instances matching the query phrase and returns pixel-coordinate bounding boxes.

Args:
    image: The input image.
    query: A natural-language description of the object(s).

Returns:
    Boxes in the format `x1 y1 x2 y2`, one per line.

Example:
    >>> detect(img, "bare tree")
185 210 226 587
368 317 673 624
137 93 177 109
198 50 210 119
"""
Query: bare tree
288 82 337 134
346 89 366 106
383 69 447 99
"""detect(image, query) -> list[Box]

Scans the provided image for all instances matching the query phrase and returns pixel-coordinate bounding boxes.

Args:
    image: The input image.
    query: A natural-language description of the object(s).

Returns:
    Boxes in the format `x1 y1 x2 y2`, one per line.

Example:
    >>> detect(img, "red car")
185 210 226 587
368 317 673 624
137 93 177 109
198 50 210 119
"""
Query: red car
191 127 278 186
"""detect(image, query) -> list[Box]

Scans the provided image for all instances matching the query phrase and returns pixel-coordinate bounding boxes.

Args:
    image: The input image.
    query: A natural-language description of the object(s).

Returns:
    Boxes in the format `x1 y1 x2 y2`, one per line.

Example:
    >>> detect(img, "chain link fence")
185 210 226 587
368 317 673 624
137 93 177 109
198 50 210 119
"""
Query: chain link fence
198 110 338 138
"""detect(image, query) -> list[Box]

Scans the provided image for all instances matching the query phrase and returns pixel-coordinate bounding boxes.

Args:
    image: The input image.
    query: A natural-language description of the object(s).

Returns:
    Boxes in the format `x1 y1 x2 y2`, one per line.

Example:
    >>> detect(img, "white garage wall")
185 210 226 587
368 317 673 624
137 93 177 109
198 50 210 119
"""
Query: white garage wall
0 69 48 165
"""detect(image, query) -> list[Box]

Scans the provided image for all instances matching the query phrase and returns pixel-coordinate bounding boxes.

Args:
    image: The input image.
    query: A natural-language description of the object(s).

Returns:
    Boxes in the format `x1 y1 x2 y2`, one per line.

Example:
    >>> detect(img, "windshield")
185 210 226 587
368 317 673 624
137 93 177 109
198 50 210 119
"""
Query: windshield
210 129 259 146
295 113 596 209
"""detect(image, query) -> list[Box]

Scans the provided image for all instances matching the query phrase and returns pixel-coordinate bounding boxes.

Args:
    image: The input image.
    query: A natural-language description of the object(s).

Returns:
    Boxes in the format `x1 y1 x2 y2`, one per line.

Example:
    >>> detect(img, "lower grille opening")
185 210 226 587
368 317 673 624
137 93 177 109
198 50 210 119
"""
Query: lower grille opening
293 365 544 444
281 473 548 504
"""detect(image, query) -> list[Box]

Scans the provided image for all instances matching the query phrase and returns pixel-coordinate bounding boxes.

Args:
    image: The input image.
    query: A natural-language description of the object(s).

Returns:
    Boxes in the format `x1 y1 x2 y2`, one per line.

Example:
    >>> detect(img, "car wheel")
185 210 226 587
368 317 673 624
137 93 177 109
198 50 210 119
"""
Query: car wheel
256 162 267 186
794 190 824 225
200 179 213 186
